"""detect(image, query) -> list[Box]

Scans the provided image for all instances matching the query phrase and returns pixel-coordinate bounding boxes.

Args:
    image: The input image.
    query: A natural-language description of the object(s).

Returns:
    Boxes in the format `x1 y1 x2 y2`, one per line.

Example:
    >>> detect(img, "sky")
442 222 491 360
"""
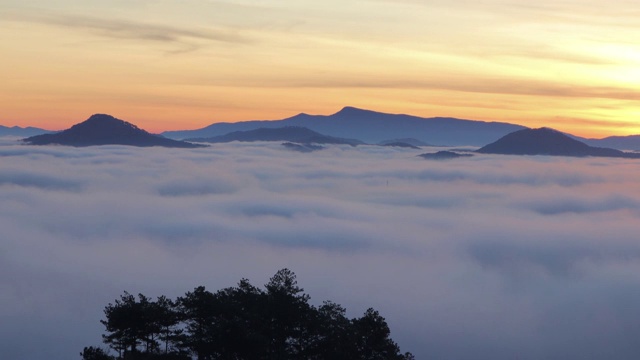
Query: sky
2 0 640 137
2 141 640 359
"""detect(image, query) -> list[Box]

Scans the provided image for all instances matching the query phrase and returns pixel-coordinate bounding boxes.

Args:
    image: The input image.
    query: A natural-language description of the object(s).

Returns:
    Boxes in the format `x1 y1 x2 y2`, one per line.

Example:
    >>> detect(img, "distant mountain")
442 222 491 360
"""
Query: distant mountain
163 107 526 146
0 125 51 137
419 151 474 160
379 138 431 147
477 128 640 158
581 135 640 151
23 114 204 148
186 126 364 146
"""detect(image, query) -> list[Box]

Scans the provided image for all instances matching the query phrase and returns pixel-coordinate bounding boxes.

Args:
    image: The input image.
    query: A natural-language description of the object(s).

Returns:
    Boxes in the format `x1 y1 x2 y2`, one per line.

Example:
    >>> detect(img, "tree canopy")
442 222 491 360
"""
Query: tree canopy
82 269 413 360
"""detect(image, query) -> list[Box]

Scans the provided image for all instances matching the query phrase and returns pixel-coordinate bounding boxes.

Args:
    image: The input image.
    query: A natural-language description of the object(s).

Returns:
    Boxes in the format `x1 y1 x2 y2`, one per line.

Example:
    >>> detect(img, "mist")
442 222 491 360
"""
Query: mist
2 141 640 359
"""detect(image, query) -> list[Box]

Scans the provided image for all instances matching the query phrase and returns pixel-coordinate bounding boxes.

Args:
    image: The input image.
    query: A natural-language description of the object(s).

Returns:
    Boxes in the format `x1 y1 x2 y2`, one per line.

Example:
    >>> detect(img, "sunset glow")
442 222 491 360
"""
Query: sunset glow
2 0 639 137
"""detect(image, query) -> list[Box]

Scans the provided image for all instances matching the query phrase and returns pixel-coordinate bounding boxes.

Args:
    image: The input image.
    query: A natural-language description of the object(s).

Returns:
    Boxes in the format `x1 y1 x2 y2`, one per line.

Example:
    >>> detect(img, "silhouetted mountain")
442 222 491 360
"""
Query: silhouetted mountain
0 125 51 137
163 107 526 146
281 142 325 152
381 142 421 149
186 126 363 146
477 128 640 158
379 138 431 147
419 151 474 160
22 114 204 148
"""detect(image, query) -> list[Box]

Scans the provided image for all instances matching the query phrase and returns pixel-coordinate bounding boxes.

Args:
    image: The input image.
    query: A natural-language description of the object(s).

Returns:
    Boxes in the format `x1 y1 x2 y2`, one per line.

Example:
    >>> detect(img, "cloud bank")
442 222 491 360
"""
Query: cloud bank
2 142 640 359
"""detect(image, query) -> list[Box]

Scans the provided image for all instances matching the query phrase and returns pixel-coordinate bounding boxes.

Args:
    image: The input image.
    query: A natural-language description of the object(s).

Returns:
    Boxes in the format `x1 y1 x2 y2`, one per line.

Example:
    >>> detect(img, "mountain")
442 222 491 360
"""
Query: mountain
477 128 640 158
186 126 364 146
163 107 526 146
0 125 51 137
22 114 204 148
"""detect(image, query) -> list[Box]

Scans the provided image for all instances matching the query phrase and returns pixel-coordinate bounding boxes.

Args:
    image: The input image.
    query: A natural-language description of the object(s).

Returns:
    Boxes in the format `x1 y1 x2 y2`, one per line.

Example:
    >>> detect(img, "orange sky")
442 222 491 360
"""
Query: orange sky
2 0 640 137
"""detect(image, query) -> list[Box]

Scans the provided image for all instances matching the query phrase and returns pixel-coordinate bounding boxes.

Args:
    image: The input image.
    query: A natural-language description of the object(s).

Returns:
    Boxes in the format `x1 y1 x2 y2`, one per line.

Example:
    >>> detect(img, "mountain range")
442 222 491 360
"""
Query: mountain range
7 107 640 152
22 114 204 148
163 107 526 146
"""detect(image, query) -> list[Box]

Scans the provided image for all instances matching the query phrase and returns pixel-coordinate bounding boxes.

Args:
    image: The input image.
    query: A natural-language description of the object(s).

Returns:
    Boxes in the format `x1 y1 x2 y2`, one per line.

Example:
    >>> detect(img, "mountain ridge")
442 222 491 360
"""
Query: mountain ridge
162 107 527 146
0 125 51 138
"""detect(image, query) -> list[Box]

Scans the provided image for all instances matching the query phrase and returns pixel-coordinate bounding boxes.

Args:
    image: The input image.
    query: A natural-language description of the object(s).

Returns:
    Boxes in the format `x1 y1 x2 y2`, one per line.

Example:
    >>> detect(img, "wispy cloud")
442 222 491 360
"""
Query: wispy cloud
2 11 253 48
223 74 640 102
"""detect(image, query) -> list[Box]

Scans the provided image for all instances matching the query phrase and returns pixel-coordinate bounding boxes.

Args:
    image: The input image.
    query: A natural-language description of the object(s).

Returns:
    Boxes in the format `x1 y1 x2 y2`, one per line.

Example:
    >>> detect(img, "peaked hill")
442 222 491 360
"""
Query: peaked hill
187 126 363 146
477 128 640 158
163 107 526 146
23 114 204 148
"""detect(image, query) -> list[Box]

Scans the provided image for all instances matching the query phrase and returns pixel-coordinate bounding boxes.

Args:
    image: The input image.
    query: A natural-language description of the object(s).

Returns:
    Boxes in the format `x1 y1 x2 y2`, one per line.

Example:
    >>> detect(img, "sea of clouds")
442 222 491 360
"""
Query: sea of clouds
2 139 640 360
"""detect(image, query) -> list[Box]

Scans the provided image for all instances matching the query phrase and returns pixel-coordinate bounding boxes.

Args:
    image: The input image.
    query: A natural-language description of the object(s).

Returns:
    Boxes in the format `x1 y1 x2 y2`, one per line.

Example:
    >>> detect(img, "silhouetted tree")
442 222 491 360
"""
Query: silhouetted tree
177 286 220 360
101 292 143 357
310 301 352 359
84 269 414 360
350 308 407 359
154 296 183 355
264 268 315 359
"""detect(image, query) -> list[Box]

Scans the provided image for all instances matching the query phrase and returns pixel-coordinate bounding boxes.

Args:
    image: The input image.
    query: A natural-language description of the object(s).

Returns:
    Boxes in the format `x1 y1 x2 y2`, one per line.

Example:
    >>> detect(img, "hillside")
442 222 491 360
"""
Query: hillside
477 128 640 158
23 114 204 148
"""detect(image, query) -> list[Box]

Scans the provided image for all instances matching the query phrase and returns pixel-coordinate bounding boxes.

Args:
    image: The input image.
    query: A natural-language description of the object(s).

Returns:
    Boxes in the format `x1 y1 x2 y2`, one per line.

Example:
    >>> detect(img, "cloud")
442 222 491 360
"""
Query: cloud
1 11 252 50
157 177 239 197
0 170 83 191
195 71 640 102
2 142 640 359
520 195 640 215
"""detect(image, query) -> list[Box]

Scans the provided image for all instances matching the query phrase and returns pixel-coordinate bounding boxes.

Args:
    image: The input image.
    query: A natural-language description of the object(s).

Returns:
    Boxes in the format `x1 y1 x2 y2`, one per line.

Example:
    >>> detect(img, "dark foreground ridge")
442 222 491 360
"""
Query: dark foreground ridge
186 126 363 146
81 269 414 360
477 127 640 158
23 114 205 148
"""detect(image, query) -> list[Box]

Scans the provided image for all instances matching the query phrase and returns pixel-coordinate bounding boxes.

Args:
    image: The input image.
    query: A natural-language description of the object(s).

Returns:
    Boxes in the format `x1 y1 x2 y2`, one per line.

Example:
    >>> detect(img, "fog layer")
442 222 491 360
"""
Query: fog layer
2 141 640 359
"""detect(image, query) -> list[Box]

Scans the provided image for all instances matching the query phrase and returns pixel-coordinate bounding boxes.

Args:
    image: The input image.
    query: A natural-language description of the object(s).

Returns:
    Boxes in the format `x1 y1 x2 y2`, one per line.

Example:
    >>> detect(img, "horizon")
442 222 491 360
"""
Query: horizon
2 1 640 138
4 106 640 139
